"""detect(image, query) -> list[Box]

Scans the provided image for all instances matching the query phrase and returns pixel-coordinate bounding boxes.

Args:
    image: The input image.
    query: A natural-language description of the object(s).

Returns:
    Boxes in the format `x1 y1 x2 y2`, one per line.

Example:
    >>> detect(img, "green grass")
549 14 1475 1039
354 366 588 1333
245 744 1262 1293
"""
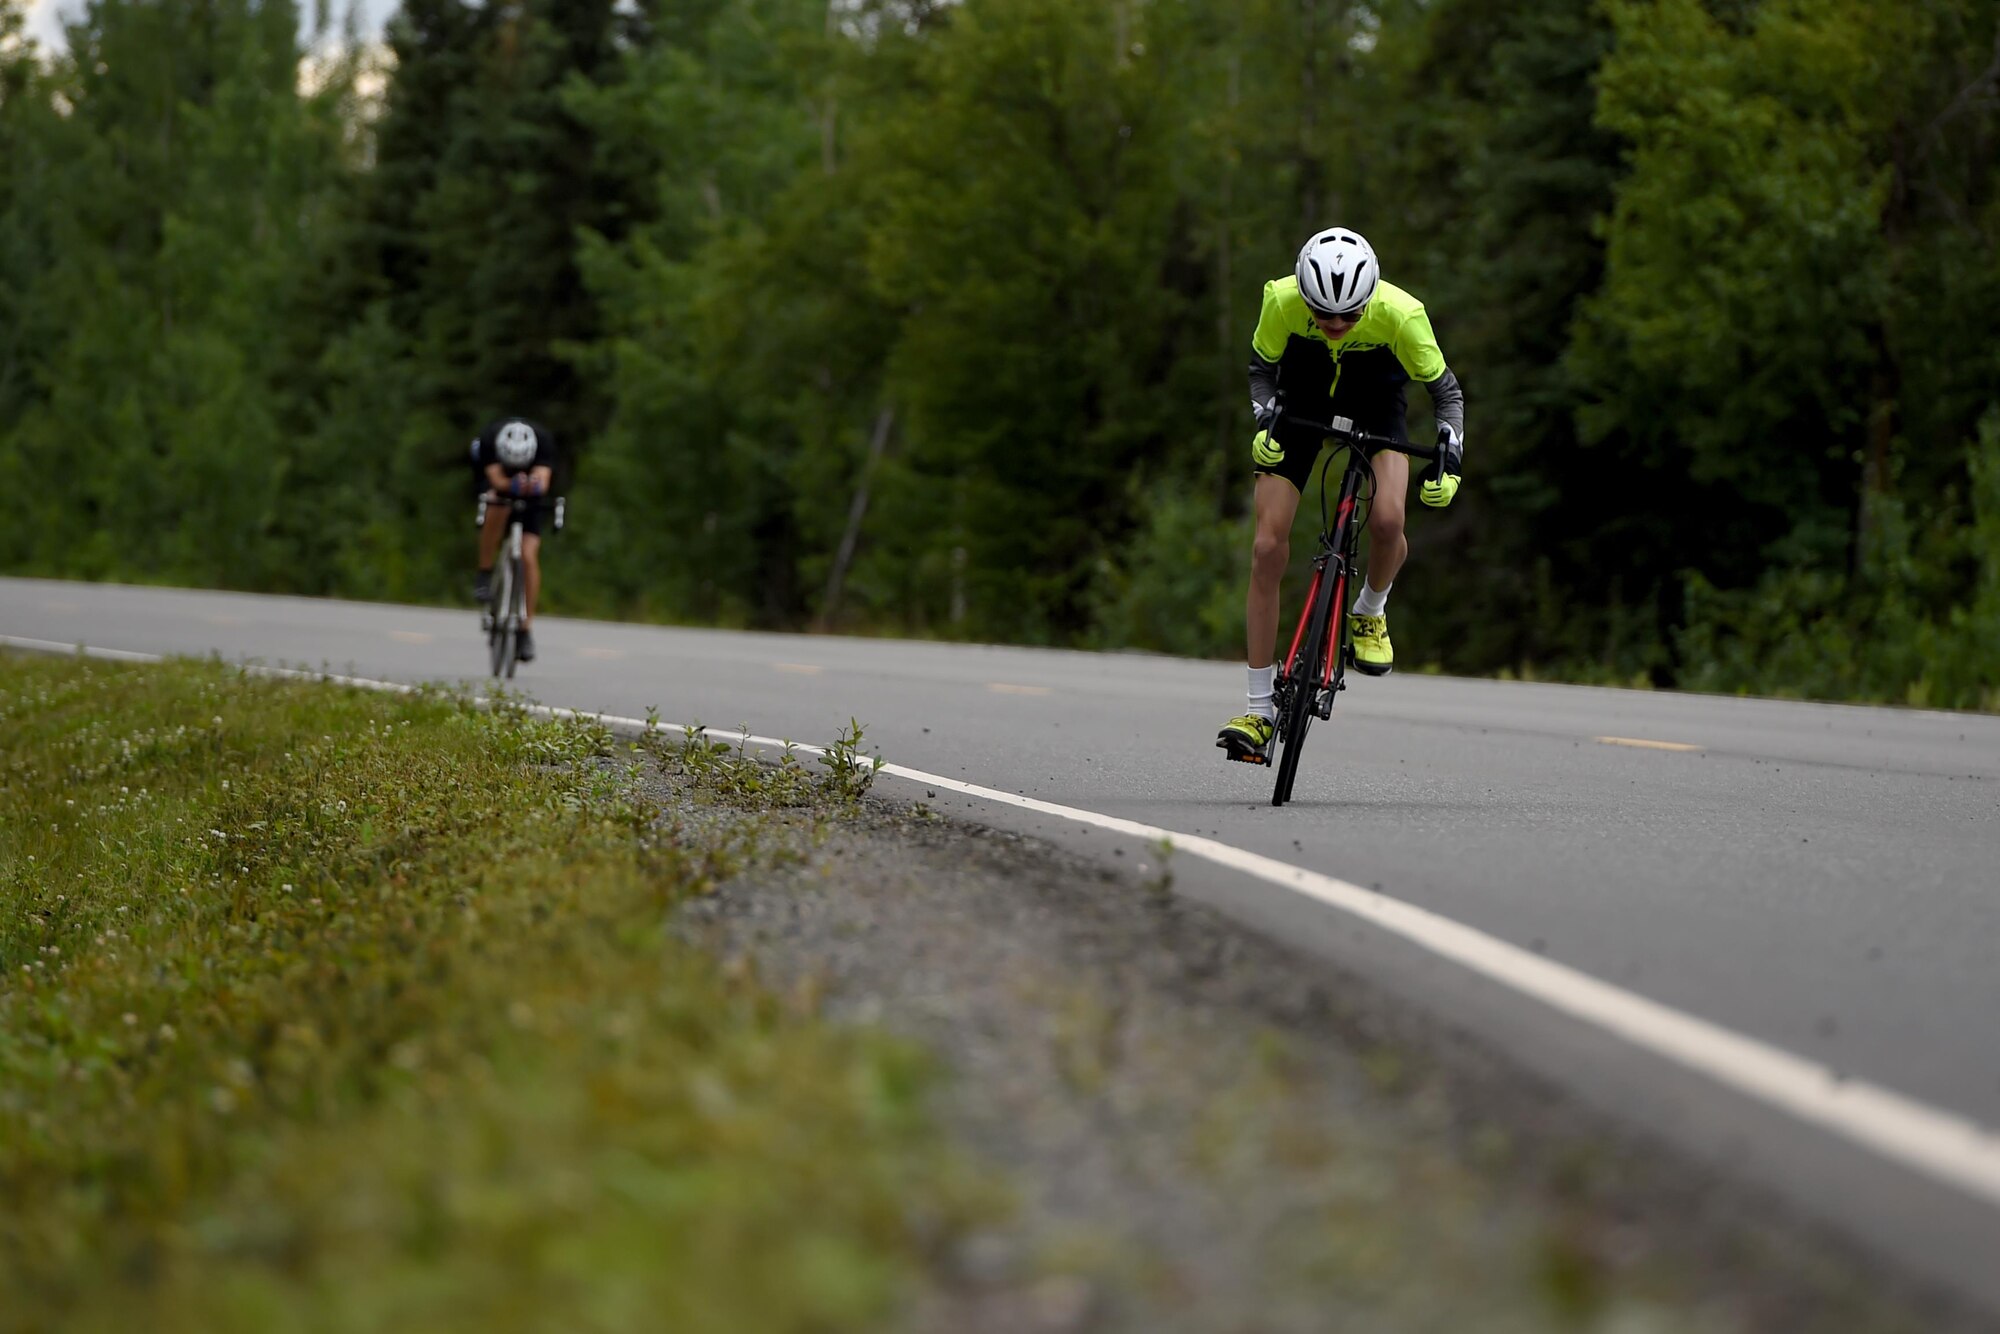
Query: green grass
0 654 977 1334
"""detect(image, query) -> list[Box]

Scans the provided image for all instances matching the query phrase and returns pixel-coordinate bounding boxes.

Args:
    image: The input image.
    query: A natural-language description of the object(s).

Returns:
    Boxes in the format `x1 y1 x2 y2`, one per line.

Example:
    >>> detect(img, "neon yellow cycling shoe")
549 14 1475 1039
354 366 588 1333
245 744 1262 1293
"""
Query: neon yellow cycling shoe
1217 712 1276 763
1348 613 1393 676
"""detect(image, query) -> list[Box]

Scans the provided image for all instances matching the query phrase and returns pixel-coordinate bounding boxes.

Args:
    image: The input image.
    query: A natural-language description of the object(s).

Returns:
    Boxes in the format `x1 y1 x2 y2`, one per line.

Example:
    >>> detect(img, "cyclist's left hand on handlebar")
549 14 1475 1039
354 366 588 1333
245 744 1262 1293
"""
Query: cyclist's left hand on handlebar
1251 429 1285 468
1421 423 1463 508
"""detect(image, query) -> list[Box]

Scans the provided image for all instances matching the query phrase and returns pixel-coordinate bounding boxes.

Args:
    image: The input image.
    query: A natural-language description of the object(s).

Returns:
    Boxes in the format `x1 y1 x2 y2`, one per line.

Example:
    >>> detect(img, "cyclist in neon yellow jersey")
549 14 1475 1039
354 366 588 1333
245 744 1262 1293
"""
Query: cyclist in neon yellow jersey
1218 228 1465 764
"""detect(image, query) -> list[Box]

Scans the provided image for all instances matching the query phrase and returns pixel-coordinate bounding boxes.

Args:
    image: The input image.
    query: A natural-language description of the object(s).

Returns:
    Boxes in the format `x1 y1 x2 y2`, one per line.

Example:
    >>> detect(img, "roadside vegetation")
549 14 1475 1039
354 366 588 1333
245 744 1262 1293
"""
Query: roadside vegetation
0 653 979 1334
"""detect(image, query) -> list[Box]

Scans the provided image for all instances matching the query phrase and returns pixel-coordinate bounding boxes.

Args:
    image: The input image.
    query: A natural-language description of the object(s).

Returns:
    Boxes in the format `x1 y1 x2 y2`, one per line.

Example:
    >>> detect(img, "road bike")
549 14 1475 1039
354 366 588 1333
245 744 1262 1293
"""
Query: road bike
477 491 564 679
1256 411 1437 807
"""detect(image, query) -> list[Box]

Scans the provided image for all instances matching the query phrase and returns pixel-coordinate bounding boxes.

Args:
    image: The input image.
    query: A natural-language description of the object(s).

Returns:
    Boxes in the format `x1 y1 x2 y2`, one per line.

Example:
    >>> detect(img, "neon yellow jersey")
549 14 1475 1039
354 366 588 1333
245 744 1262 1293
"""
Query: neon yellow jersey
1251 275 1447 387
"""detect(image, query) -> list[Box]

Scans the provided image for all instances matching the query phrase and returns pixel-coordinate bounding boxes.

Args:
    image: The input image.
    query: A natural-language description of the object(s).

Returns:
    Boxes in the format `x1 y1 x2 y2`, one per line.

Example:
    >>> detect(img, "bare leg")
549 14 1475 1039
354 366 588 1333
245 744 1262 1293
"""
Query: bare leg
522 533 542 626
478 503 507 570
1246 473 1303 669
1363 449 1410 592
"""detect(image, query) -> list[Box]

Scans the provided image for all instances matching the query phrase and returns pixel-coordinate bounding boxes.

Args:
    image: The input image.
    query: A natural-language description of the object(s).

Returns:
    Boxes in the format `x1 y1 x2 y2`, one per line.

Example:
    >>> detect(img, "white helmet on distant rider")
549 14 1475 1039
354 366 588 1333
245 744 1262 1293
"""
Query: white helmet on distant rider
1295 228 1379 318
494 420 537 469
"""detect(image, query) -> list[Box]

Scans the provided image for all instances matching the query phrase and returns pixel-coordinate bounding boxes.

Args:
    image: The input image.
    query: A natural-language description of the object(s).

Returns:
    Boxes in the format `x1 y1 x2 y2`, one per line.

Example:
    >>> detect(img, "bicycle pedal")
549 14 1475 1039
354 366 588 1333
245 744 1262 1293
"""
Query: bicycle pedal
1217 736 1270 765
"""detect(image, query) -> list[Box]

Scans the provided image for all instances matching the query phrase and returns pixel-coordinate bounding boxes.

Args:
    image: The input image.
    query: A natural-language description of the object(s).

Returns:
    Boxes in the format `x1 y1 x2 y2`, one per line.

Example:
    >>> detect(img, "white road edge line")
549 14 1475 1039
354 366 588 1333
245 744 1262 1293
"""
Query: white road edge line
10 634 2000 1211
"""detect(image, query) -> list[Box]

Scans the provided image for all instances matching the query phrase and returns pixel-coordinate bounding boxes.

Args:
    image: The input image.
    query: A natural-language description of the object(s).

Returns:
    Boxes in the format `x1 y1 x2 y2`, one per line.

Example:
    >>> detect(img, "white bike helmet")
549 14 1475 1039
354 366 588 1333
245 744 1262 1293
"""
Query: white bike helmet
1295 228 1379 317
494 420 538 468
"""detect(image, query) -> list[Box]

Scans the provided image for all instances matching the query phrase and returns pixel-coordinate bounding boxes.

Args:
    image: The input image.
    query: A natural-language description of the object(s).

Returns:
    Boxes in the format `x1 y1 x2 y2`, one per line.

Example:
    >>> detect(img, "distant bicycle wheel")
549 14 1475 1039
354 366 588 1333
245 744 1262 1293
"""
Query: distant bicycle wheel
501 552 525 679
489 560 514 678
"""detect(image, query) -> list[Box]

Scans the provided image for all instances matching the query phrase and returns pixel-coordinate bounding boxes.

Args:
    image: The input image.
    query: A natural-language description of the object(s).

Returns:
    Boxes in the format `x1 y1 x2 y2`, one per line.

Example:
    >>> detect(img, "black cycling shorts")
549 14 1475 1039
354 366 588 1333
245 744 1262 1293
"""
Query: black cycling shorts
487 494 548 537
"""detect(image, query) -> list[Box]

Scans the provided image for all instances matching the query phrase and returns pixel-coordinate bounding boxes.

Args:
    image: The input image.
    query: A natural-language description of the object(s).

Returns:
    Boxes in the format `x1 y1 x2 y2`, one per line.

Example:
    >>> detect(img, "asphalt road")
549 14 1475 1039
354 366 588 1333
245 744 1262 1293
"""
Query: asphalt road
5 575 1998 1316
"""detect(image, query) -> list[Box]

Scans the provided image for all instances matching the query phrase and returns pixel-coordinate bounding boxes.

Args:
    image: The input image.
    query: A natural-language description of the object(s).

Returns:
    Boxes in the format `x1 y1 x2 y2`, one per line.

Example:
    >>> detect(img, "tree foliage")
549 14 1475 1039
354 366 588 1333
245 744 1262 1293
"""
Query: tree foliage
2 0 1996 705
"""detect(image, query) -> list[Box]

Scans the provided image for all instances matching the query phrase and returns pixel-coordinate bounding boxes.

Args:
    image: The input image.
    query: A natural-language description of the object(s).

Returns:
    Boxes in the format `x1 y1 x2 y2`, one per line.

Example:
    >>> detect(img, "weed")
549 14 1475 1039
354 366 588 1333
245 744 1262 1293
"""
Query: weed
659 718 887 812
819 719 886 803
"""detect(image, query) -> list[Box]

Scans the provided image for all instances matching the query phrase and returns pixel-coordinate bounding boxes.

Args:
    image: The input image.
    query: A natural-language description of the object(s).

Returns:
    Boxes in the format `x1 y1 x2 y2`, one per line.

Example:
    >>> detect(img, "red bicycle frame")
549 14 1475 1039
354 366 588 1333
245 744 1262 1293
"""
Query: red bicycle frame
1280 492 1358 688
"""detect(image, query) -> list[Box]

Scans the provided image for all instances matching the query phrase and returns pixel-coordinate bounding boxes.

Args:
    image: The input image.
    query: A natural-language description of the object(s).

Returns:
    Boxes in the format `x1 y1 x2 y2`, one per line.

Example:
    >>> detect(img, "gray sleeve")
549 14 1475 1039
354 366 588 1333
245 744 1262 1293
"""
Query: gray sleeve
1424 367 1465 444
1248 354 1281 425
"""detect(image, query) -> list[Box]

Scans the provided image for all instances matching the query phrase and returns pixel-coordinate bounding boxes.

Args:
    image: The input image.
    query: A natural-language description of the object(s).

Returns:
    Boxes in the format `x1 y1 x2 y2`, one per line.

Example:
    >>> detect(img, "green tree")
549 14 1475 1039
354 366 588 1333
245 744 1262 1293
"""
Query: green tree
1577 0 2000 702
0 0 354 587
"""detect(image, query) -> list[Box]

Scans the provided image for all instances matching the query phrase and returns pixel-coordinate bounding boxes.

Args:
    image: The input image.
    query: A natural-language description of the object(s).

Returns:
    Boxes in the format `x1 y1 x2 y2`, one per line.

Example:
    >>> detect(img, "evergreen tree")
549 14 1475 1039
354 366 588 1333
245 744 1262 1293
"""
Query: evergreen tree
1 0 352 586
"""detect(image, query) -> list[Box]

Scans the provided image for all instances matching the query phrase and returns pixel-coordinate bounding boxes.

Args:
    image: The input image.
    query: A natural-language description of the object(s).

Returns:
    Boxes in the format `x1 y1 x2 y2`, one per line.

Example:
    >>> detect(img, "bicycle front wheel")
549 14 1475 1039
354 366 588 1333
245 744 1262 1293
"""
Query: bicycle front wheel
1271 576 1335 807
502 554 526 679
489 564 514 678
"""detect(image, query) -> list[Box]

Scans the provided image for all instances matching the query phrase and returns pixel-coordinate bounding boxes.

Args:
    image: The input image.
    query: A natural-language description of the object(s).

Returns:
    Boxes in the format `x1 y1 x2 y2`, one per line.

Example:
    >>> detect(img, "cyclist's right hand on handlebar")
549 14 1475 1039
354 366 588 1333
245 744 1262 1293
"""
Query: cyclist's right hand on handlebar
1251 429 1285 468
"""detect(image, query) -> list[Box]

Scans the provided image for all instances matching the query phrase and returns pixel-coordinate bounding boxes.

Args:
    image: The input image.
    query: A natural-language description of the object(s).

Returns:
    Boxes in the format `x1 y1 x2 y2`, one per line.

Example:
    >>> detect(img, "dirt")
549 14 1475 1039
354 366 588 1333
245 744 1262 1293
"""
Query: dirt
654 768 1992 1334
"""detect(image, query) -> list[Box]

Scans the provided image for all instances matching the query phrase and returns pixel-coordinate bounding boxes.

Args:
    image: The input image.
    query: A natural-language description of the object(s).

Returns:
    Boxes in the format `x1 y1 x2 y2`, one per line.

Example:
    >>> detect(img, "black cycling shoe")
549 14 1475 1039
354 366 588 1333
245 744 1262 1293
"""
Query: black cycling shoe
515 628 536 663
474 569 493 604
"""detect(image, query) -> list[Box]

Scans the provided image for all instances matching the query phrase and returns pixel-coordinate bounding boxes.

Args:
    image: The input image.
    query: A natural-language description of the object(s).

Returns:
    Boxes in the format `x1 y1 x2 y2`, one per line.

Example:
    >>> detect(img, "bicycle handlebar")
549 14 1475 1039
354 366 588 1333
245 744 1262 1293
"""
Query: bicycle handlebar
475 492 567 531
1274 410 1440 462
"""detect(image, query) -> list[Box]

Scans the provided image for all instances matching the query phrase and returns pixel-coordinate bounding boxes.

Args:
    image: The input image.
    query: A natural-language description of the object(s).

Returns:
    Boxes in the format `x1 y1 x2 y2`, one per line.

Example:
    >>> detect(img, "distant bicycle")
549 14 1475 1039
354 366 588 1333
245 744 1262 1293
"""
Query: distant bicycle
1258 409 1436 806
477 491 564 678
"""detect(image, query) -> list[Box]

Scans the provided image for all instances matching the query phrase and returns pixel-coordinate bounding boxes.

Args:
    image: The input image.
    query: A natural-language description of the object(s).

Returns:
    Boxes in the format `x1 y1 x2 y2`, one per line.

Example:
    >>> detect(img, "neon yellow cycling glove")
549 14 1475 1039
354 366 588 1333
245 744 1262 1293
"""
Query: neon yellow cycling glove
1420 423 1463 508
1252 430 1285 468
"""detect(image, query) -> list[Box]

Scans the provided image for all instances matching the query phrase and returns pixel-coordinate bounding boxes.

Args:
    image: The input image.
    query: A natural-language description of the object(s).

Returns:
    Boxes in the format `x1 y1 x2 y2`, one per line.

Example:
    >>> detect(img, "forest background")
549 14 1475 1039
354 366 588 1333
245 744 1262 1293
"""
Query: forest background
2 0 1996 707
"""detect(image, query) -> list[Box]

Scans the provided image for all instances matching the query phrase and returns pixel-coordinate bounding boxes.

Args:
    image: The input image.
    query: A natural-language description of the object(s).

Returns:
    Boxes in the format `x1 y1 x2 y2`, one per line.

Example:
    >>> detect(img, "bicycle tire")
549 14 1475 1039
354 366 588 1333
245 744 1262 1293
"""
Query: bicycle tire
502 552 525 679
489 561 514 678
1271 567 1336 807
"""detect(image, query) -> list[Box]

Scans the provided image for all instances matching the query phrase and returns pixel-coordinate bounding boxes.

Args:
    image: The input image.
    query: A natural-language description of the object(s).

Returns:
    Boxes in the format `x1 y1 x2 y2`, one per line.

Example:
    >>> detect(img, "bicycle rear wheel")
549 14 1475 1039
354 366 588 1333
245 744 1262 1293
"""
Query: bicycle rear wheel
1271 571 1335 807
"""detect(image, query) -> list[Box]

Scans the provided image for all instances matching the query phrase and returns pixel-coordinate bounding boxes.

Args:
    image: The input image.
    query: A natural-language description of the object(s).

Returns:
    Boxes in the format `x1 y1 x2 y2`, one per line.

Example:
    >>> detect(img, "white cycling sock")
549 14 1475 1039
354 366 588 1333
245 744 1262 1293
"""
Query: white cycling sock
1352 581 1391 618
1247 664 1277 721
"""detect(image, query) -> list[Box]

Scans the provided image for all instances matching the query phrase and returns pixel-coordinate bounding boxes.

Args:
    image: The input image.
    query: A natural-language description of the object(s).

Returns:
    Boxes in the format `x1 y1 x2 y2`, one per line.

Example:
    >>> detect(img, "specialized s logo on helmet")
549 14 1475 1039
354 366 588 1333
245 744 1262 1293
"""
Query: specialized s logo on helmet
494 420 537 469
1295 228 1379 317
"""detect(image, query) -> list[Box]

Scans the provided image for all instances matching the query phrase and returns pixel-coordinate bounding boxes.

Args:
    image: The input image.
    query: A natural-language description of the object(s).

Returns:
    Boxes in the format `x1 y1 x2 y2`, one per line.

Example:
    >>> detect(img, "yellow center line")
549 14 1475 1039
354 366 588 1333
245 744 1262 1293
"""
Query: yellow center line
772 662 824 675
988 682 1053 696
387 630 433 644
1596 736 1703 753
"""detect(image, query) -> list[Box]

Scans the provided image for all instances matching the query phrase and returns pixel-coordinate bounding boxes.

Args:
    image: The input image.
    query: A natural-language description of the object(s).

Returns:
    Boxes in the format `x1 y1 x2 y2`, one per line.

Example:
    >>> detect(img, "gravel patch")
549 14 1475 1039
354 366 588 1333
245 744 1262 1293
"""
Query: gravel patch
652 766 1990 1334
